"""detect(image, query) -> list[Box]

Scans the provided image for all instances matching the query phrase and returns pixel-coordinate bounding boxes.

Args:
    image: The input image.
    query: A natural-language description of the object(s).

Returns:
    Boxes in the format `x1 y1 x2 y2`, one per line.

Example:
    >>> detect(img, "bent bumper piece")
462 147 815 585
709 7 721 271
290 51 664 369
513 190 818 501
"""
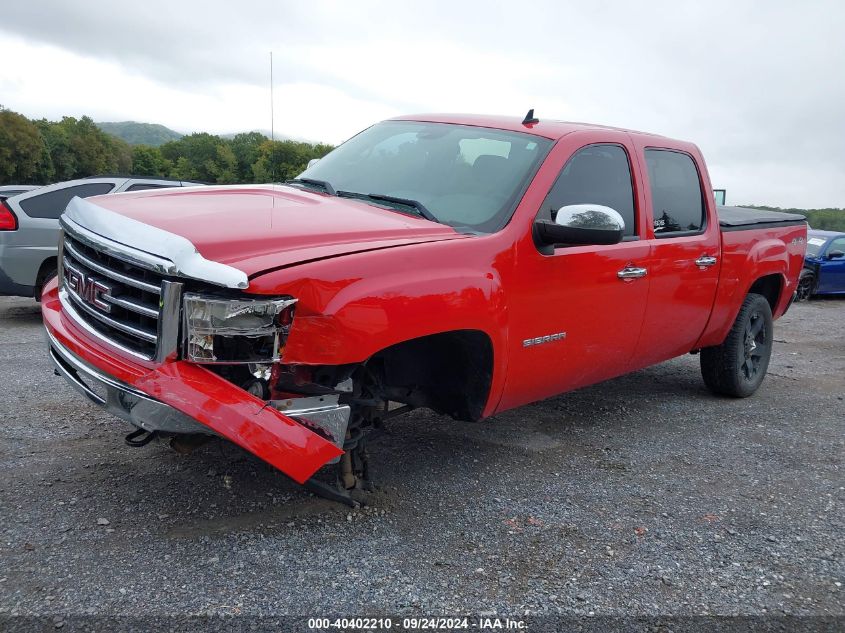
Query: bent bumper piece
47 329 210 435
42 278 344 483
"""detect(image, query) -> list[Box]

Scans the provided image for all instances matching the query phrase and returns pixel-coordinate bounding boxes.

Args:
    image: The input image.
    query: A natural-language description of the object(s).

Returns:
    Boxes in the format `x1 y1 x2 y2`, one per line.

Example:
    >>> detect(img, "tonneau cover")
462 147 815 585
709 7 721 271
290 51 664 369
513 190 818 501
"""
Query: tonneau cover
718 205 806 229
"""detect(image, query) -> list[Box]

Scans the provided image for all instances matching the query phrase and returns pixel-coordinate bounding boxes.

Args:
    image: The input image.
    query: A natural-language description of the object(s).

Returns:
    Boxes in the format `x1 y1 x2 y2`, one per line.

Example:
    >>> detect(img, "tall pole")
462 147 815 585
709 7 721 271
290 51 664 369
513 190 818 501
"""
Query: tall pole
270 51 275 184
270 51 275 143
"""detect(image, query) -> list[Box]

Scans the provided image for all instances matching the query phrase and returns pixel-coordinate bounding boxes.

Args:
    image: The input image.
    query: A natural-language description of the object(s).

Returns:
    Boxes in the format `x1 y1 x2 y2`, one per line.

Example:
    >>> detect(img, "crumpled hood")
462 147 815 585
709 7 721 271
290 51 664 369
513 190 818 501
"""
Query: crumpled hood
83 184 466 278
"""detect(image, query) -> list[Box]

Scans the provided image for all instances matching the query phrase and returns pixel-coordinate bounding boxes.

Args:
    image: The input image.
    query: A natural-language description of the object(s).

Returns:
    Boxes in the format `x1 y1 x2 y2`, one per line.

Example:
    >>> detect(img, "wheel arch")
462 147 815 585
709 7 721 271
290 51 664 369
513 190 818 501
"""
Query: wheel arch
697 269 790 349
34 255 58 300
747 273 784 313
368 329 495 421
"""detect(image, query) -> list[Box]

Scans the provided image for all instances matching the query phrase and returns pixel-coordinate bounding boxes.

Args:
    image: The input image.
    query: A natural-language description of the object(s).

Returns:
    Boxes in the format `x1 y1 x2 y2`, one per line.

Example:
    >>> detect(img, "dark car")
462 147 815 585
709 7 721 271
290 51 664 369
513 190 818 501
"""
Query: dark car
797 229 845 300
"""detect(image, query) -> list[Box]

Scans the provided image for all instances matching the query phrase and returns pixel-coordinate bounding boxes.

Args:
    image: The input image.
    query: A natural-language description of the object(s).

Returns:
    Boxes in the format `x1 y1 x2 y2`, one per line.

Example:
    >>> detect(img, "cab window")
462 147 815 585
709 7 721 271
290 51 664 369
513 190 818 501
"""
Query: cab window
645 149 705 236
826 237 845 258
541 144 637 237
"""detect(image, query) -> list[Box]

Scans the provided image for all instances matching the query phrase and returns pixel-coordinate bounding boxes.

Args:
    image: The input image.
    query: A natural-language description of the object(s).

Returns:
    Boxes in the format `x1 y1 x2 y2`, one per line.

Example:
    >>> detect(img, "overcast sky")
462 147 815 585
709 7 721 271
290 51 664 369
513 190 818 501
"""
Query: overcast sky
1 0 843 207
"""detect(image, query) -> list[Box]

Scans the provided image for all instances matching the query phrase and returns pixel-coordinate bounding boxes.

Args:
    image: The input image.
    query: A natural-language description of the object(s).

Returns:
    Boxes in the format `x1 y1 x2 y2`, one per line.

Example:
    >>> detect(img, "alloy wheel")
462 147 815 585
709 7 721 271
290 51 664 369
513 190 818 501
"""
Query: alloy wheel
741 311 769 380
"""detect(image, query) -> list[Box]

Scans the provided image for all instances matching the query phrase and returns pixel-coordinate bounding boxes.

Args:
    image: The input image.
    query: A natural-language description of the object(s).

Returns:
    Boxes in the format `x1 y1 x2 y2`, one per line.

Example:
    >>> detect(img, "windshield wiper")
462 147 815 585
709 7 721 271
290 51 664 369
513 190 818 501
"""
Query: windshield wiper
337 191 439 223
284 178 337 196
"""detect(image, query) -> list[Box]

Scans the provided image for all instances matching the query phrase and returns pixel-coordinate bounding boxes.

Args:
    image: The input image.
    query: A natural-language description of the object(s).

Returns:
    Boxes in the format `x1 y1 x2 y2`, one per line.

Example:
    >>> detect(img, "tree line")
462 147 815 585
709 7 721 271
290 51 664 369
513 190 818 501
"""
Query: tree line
746 206 845 232
2 106 843 231
0 106 333 186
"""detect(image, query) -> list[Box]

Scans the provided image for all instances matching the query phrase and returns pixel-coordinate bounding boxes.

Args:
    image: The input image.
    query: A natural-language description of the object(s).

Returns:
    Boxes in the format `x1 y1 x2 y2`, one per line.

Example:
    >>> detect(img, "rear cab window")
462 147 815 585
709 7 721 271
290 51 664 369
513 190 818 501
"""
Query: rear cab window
19 183 115 219
644 149 705 237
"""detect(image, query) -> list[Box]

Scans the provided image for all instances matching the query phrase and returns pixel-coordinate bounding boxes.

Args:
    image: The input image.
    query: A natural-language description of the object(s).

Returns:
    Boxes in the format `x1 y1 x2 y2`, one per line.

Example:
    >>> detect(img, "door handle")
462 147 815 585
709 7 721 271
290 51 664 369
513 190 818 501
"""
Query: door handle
695 255 718 267
617 266 648 280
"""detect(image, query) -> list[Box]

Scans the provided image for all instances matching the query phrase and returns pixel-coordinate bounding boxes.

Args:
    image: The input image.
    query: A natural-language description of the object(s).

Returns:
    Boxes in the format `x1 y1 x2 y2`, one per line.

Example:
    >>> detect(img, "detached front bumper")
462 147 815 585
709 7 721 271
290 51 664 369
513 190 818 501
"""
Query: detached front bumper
47 328 210 435
42 278 343 484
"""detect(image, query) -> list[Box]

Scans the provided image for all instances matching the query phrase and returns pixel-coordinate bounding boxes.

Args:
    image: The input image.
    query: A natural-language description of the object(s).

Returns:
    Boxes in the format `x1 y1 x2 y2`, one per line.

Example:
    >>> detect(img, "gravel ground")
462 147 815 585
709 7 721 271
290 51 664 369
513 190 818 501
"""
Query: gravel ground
0 295 842 628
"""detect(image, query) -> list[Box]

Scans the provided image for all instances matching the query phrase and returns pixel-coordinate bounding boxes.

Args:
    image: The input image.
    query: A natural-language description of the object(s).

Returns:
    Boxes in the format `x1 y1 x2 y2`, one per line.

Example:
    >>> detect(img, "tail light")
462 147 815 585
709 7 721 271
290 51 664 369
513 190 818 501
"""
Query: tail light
0 200 17 231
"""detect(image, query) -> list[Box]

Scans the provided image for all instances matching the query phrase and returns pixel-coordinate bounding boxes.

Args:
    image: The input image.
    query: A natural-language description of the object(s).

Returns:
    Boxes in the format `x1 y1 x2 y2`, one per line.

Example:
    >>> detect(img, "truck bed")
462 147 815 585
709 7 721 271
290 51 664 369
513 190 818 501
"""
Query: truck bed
717 205 806 232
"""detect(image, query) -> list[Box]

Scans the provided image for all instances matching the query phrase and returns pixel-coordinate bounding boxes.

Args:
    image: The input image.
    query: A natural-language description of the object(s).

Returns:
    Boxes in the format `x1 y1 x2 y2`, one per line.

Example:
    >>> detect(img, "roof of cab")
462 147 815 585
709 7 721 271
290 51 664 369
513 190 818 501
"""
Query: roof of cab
391 113 671 142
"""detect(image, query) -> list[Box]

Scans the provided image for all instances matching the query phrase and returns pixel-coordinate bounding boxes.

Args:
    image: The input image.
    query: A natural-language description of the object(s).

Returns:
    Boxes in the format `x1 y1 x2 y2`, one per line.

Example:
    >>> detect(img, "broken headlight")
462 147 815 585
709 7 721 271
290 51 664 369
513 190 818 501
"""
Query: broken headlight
183 294 297 363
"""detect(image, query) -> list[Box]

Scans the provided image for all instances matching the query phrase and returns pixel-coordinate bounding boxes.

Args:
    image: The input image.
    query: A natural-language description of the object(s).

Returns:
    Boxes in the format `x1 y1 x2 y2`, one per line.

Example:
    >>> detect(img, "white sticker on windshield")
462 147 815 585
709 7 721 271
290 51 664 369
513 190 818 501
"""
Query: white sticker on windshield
807 237 826 246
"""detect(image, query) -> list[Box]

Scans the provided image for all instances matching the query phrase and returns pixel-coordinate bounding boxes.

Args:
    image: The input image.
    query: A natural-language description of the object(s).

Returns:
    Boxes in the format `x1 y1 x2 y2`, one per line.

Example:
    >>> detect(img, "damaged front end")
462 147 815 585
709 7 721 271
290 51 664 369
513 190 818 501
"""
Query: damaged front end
43 197 364 495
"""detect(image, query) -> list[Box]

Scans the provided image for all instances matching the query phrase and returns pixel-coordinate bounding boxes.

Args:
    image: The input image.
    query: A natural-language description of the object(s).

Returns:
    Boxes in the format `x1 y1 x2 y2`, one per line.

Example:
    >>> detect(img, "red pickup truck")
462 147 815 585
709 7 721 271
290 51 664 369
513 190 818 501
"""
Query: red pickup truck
42 113 807 505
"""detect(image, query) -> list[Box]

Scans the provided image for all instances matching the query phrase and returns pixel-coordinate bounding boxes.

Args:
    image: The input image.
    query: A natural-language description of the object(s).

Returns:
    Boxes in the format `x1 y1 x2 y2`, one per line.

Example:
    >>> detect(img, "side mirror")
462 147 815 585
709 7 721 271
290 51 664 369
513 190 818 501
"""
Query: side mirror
827 250 845 260
534 204 625 247
307 158 321 169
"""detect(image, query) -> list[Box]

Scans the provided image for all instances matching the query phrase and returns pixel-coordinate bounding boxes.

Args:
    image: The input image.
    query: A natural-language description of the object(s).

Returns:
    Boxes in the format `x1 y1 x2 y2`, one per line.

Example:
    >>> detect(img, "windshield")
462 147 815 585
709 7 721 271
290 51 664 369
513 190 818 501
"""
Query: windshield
806 236 827 257
297 121 552 233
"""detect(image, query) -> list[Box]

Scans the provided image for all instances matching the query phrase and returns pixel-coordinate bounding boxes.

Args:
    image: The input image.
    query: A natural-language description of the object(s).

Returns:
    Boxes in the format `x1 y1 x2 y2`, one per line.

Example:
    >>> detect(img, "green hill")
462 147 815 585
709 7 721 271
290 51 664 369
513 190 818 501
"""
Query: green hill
96 121 183 146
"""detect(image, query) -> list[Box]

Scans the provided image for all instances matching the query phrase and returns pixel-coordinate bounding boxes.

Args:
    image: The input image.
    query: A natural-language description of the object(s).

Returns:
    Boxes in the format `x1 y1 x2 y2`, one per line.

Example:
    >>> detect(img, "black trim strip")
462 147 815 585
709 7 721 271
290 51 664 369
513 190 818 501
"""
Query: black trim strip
720 220 807 232
654 228 705 239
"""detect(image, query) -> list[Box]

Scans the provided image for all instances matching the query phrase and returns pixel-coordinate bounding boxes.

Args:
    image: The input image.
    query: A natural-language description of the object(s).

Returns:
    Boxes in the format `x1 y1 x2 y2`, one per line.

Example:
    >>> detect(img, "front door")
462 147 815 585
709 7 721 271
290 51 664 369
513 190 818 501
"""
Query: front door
818 236 845 293
500 138 650 411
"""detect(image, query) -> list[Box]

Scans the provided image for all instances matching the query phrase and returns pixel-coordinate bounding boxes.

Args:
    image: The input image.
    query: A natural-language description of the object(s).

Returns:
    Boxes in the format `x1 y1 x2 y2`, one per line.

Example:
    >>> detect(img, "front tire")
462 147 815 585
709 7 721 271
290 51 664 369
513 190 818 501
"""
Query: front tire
796 270 814 301
700 293 774 397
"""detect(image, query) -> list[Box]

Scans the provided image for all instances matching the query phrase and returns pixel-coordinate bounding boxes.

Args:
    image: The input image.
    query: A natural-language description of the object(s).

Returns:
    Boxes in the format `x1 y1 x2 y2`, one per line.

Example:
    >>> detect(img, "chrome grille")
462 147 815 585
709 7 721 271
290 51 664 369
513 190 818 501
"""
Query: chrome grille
60 230 182 360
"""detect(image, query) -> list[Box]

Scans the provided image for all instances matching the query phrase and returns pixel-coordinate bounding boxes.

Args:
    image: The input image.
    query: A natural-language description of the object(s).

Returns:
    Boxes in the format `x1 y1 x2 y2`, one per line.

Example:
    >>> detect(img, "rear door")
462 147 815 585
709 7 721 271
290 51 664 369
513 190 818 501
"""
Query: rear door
818 236 845 293
630 146 721 368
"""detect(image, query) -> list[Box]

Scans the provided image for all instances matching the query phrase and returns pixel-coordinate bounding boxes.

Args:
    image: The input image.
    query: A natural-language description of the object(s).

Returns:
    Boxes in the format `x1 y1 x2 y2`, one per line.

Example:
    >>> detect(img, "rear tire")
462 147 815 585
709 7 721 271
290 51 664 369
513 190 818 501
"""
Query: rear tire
34 261 58 302
700 293 774 398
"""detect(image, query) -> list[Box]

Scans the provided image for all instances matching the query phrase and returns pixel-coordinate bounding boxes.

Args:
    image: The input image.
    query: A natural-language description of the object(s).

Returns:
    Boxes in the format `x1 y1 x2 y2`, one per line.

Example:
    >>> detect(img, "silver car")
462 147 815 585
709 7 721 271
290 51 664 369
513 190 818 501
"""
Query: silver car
0 176 201 299
0 185 40 202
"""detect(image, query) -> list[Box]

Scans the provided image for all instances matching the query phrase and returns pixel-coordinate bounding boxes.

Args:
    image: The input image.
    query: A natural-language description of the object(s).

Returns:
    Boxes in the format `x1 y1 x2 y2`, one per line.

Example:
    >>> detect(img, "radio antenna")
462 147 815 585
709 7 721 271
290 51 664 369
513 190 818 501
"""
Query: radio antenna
270 51 275 143
522 108 539 125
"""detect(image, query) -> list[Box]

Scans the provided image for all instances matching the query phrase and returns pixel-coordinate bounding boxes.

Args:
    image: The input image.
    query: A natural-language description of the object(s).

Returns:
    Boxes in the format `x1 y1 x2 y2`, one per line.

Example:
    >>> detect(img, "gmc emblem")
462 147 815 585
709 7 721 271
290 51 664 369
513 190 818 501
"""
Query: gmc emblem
64 262 113 313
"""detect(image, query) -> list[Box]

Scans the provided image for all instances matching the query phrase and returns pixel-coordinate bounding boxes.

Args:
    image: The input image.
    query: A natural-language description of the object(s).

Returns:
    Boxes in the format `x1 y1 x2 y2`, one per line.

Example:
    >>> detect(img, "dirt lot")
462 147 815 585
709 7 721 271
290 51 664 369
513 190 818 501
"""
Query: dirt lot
0 295 842 628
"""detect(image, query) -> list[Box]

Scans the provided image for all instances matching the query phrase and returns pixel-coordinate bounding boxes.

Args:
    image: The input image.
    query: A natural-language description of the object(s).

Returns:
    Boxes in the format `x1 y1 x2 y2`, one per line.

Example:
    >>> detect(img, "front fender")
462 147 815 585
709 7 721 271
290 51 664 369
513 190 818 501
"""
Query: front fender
247 239 511 416
287 267 504 364
249 239 508 364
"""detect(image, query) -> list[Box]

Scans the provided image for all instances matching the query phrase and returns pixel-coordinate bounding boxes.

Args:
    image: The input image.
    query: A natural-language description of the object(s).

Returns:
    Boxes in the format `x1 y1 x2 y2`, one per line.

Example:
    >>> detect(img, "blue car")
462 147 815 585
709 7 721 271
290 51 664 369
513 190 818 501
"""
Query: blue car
797 229 845 300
